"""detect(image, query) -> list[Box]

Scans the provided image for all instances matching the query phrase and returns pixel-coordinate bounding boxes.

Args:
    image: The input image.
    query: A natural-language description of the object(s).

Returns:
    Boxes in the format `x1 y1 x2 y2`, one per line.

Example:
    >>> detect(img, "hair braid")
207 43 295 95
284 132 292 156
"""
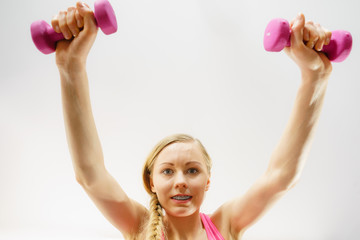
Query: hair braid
146 193 165 240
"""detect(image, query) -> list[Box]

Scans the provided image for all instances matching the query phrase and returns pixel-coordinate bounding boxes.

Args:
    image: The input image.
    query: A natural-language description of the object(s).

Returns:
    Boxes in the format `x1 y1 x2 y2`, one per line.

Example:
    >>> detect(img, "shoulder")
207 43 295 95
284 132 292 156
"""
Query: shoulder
121 207 149 240
208 201 246 240
125 219 148 240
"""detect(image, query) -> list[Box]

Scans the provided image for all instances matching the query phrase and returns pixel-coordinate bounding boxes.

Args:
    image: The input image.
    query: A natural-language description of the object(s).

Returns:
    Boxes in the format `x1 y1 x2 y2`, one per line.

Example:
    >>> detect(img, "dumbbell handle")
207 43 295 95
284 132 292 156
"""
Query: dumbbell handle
31 0 117 54
264 18 352 62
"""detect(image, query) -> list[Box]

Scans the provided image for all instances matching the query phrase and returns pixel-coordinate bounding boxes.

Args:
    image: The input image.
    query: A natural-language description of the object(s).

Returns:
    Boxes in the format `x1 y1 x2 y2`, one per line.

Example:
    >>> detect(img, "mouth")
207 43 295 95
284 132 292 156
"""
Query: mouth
171 194 193 201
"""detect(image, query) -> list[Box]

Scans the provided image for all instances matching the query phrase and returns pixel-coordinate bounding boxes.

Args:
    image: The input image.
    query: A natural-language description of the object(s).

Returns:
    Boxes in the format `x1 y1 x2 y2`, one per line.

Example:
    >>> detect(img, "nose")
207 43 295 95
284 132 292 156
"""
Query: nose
174 172 188 189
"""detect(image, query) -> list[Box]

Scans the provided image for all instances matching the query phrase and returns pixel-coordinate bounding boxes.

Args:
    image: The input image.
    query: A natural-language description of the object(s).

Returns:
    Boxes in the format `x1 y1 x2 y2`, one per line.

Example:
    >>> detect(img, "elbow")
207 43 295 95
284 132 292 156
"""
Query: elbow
267 168 301 193
267 156 305 192
75 174 85 186
75 173 91 189
74 170 98 189
74 164 107 188
277 170 301 191
282 177 299 191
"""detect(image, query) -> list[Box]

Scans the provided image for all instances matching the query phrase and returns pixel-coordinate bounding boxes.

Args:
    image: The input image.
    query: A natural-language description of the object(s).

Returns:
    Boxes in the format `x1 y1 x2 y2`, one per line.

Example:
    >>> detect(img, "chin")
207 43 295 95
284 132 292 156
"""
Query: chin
164 206 199 218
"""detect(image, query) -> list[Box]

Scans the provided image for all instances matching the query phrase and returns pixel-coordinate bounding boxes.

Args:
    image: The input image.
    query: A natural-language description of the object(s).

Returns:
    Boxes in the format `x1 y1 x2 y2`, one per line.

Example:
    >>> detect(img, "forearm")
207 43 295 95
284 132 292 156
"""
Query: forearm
60 65 105 185
267 74 329 188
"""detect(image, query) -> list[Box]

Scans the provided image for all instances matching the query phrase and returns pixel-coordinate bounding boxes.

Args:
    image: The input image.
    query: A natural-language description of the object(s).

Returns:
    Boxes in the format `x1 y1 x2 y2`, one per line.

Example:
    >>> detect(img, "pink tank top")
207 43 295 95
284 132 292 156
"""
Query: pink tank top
200 213 225 240
161 213 225 240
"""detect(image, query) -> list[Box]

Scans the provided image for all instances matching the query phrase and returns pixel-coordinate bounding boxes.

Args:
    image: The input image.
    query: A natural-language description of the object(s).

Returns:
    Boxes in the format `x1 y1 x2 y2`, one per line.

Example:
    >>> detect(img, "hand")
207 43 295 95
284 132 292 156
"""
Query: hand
51 2 98 70
284 13 332 80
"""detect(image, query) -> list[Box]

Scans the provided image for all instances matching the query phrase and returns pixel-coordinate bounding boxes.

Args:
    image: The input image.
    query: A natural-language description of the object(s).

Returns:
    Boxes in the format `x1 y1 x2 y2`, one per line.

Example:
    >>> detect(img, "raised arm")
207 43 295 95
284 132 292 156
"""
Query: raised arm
53 2 147 237
212 13 333 238
264 12 332 192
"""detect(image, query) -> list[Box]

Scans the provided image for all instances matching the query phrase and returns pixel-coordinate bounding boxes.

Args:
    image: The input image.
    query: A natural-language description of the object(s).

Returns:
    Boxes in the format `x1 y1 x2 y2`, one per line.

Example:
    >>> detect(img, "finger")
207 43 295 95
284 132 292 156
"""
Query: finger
67 7 80 37
58 10 72 40
305 23 318 49
314 24 326 51
324 29 332 45
303 27 310 42
51 15 61 33
75 9 84 28
76 2 98 34
289 18 295 28
290 13 305 47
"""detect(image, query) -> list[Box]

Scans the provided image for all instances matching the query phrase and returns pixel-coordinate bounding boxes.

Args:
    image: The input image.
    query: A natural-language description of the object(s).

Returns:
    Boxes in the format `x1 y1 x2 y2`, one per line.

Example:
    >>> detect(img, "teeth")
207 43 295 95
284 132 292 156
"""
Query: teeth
172 196 191 200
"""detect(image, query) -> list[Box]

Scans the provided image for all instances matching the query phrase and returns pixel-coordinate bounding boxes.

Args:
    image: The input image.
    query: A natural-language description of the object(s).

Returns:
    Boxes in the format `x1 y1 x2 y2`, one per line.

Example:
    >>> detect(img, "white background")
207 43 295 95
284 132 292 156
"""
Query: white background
1 0 359 239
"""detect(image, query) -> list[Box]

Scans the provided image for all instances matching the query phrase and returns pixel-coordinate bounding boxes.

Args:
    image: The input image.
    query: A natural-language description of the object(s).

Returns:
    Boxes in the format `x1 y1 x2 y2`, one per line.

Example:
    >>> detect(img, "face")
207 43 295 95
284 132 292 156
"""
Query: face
150 141 210 217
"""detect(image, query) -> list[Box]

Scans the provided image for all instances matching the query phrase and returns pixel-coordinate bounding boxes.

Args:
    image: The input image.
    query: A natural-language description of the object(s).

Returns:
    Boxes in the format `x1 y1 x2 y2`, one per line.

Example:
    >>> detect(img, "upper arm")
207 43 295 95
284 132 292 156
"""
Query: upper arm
212 171 292 237
78 168 148 237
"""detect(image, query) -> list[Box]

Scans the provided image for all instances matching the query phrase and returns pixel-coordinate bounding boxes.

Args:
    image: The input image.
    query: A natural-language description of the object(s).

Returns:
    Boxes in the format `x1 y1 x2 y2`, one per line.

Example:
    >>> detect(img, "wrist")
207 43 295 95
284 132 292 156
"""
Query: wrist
300 68 331 84
299 73 329 103
58 63 88 90
58 60 86 77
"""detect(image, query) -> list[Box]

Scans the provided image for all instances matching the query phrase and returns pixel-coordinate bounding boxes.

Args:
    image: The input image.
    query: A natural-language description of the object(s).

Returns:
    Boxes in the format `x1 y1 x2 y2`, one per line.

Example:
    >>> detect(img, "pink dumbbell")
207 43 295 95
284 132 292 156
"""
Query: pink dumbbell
31 0 117 54
263 18 352 62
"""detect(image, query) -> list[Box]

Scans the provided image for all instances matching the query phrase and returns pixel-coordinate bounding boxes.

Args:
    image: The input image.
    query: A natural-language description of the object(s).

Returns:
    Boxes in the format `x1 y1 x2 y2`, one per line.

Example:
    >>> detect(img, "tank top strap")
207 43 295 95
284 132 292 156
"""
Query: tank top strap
200 213 225 240
161 213 225 240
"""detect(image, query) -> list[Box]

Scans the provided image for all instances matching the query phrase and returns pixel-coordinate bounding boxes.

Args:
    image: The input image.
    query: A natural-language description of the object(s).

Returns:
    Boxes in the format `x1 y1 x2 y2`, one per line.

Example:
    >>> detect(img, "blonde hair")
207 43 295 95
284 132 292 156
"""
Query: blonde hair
142 133 212 240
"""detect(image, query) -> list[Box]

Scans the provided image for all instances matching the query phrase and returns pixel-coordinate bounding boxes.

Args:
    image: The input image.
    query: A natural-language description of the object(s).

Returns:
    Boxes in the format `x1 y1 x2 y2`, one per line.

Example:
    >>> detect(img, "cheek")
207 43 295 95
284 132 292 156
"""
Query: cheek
153 178 173 206
189 177 209 193
189 180 208 206
153 176 171 193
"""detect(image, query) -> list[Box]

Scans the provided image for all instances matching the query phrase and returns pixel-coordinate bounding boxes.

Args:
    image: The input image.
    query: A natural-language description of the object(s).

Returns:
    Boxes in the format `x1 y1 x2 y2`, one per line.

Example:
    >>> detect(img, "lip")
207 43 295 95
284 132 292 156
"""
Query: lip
171 194 193 203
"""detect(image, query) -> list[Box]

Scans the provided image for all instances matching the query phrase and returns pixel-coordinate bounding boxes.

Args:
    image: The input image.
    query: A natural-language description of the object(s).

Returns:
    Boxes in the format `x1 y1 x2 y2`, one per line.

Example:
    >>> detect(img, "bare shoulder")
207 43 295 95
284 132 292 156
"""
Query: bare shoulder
127 212 151 240
210 173 290 239
79 170 150 237
208 201 244 240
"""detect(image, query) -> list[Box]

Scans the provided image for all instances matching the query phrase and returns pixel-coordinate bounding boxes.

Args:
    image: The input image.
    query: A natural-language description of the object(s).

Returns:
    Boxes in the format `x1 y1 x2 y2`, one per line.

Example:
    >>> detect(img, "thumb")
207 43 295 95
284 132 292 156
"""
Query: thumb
290 13 305 47
76 2 97 33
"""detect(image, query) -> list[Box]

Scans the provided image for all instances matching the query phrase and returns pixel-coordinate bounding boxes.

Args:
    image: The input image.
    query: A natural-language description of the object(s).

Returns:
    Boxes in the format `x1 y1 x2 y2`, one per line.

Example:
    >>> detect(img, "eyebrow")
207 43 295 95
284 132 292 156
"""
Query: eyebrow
159 161 202 166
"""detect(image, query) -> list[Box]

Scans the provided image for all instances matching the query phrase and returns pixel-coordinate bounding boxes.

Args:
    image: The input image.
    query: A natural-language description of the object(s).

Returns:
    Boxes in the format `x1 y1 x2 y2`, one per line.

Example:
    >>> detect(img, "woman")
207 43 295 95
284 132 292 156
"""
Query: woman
52 2 332 239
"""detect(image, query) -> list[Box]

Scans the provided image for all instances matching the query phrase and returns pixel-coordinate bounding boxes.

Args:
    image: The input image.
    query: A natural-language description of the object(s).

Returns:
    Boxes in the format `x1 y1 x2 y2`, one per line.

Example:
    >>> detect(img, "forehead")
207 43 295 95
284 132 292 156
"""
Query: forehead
155 142 205 166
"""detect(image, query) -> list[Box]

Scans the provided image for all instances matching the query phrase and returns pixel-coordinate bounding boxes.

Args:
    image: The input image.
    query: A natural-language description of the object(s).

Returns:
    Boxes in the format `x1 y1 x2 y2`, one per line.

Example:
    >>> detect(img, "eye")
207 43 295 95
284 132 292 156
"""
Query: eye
162 169 174 175
187 168 198 174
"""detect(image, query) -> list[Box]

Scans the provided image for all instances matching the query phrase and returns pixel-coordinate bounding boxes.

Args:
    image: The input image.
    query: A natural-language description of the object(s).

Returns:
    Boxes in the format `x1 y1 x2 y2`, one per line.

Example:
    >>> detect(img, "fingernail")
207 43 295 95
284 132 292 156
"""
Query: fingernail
77 20 82 27
55 26 60 32
64 32 71 39
325 38 330 45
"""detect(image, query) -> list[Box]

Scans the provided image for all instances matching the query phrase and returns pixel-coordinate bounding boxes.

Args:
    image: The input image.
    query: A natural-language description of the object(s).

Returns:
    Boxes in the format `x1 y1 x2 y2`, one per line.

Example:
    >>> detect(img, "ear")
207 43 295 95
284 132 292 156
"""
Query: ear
205 177 210 191
150 176 156 193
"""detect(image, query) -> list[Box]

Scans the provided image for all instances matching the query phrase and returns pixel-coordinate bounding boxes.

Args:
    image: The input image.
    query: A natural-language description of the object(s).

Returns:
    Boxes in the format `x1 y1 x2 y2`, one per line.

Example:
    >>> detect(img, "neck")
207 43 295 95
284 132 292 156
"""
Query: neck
164 211 205 239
